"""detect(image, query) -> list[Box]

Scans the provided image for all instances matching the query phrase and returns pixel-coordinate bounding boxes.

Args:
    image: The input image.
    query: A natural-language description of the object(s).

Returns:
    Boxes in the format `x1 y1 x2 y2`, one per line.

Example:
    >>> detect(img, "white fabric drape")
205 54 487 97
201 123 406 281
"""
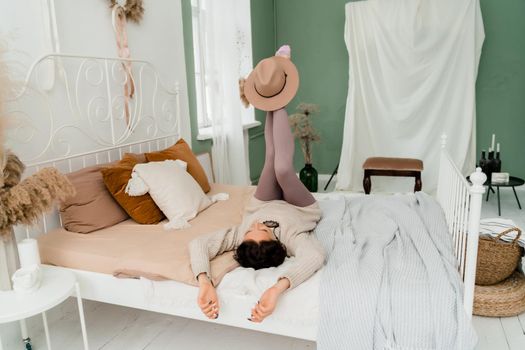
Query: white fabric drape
336 0 484 193
198 0 253 185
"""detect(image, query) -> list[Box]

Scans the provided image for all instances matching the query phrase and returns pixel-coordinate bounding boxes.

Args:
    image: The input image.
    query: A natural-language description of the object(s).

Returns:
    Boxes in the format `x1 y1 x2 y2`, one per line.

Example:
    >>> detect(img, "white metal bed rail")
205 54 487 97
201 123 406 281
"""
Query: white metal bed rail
436 135 486 317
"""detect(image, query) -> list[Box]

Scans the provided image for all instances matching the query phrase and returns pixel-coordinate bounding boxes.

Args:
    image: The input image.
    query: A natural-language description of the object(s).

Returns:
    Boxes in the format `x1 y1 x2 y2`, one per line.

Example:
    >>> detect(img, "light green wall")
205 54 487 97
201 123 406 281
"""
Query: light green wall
248 0 350 181
273 0 349 175
248 0 276 183
476 0 525 178
181 0 212 155
248 0 525 179
184 0 525 180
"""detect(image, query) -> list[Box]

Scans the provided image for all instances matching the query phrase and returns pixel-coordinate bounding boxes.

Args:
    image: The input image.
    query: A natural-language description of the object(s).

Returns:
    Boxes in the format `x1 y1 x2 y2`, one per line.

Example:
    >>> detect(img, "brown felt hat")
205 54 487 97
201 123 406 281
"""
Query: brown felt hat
244 56 299 112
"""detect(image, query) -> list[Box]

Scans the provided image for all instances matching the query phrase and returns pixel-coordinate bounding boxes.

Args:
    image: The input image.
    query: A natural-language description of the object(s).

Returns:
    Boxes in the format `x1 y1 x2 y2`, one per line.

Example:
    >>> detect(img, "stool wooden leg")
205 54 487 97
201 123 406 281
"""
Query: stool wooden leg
363 171 371 194
414 173 422 192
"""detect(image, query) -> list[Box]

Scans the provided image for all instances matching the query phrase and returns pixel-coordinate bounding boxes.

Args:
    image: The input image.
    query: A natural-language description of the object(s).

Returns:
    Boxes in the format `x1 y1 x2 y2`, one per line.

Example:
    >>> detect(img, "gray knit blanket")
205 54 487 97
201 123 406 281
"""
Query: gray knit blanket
315 193 477 350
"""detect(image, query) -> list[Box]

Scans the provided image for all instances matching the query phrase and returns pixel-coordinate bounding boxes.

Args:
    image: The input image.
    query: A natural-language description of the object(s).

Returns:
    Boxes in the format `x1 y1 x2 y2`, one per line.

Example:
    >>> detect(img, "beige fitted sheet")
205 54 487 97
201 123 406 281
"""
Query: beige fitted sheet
38 184 255 286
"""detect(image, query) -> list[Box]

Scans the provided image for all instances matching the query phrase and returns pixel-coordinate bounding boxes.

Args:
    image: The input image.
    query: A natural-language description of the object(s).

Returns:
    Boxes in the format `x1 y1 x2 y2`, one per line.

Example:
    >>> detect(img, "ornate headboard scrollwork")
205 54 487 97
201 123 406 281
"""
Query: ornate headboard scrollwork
6 53 181 167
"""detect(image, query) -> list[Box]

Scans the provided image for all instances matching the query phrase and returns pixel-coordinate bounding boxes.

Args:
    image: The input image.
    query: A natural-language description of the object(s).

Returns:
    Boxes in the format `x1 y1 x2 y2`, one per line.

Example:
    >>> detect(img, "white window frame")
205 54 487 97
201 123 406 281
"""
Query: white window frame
191 0 259 140
191 0 212 129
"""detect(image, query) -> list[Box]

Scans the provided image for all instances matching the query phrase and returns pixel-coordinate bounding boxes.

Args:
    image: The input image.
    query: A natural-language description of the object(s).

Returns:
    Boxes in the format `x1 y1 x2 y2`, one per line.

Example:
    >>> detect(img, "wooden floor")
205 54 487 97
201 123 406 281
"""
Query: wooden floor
0 296 524 350
0 298 314 350
1 185 524 349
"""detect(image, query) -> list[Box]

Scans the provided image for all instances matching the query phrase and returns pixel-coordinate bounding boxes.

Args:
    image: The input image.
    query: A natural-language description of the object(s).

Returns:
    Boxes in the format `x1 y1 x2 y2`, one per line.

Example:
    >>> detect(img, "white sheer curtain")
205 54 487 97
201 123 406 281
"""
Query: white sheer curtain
336 0 484 193
197 0 253 185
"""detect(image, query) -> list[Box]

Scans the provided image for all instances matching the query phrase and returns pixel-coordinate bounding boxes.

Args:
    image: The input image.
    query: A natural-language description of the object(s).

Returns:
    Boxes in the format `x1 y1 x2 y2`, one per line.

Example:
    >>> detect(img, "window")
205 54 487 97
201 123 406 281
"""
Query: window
191 0 257 139
191 0 212 129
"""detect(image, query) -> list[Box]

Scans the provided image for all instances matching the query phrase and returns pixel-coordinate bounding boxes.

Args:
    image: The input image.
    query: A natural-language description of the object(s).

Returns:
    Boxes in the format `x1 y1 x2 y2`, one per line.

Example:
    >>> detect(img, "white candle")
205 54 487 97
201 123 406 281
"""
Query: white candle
17 239 41 268
491 134 495 151
497 143 500 152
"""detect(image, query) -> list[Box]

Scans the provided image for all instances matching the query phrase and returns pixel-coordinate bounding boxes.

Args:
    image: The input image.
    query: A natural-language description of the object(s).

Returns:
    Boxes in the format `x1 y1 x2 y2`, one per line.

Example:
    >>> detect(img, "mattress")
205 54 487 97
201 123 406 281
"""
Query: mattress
38 183 255 286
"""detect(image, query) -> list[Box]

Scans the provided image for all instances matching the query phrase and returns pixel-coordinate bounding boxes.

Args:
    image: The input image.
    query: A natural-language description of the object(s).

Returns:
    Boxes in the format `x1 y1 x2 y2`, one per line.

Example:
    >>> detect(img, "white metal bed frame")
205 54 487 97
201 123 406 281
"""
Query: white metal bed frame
5 54 487 344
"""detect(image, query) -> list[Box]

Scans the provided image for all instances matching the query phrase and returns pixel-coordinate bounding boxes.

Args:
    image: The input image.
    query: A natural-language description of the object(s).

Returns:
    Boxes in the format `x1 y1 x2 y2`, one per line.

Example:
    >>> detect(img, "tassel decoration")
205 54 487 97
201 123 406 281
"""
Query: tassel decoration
209 192 229 203
125 171 149 196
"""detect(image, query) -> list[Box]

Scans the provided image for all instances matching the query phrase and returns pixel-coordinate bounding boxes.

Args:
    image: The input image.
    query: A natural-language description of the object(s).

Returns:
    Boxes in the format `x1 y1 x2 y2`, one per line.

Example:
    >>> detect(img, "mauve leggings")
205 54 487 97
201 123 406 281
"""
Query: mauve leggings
254 108 316 207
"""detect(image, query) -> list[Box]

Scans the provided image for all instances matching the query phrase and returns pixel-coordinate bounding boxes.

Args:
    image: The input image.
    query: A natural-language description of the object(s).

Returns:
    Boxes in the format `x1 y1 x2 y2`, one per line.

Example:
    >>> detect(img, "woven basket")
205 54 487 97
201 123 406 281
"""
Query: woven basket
475 227 523 286
473 271 525 317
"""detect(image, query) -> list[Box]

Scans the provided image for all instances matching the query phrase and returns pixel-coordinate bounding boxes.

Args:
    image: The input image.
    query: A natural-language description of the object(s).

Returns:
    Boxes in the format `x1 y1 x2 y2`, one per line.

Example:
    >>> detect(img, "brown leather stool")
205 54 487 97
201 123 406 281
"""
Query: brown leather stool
362 157 424 194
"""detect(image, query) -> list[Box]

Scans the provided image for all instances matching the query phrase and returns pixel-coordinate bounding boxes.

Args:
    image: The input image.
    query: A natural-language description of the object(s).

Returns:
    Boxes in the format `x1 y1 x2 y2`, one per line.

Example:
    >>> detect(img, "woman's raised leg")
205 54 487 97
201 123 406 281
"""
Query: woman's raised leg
272 108 316 207
254 112 283 201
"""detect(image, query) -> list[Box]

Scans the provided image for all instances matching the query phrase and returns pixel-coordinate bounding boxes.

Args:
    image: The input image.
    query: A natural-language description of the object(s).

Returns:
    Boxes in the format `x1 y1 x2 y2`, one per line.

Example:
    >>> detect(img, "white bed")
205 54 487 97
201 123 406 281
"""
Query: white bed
6 54 487 345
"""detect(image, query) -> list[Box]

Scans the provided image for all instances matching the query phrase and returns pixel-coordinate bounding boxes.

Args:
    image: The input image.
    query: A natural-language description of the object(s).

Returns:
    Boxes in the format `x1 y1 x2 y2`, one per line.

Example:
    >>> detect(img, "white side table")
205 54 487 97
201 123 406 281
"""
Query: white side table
0 266 89 350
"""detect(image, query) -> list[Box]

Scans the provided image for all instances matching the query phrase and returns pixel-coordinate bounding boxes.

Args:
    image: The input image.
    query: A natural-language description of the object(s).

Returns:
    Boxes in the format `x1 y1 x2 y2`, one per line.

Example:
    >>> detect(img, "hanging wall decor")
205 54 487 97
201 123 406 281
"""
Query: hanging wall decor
108 0 144 126
109 0 144 23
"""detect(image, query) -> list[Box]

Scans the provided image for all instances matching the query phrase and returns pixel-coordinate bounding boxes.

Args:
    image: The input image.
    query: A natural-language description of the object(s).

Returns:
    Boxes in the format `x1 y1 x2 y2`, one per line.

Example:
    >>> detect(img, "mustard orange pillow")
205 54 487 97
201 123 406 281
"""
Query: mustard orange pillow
101 154 165 224
145 139 211 193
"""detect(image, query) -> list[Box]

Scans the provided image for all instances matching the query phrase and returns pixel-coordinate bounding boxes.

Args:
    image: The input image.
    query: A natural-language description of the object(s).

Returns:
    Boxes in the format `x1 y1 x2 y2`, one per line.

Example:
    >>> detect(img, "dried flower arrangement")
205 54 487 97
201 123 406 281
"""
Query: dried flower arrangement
108 0 145 23
289 103 321 165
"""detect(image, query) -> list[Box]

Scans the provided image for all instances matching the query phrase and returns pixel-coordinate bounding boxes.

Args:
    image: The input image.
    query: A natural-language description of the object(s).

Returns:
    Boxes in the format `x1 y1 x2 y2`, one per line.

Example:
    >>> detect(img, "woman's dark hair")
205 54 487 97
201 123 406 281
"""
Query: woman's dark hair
234 240 287 270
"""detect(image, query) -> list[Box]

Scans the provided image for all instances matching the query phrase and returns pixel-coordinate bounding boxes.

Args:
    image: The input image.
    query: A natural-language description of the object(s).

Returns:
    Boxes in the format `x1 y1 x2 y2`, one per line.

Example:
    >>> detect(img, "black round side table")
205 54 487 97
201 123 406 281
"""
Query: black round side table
486 176 524 216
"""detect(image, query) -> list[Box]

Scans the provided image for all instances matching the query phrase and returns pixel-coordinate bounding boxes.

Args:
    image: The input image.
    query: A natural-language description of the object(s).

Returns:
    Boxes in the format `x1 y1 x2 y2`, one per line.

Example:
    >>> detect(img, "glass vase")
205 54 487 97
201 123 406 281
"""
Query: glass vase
300 163 318 192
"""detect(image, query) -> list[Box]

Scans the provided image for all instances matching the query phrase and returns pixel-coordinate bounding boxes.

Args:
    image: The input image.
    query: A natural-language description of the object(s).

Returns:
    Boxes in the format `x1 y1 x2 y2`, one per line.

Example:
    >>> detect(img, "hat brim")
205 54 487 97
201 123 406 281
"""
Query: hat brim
244 56 299 112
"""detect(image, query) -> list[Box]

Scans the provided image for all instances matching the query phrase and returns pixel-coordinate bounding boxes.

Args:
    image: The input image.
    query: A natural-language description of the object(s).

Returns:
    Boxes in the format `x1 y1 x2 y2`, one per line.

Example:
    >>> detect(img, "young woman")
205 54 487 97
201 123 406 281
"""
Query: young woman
189 46 325 323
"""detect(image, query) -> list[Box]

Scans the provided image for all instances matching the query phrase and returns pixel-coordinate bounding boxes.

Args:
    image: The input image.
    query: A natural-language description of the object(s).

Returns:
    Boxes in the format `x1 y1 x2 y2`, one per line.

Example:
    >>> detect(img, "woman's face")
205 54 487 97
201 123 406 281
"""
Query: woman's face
243 222 274 243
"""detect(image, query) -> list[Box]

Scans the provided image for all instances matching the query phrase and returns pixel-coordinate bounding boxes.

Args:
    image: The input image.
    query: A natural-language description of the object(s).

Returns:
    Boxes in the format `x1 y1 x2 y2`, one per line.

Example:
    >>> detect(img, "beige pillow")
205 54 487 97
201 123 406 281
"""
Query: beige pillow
145 139 211 193
60 164 129 233
126 160 228 230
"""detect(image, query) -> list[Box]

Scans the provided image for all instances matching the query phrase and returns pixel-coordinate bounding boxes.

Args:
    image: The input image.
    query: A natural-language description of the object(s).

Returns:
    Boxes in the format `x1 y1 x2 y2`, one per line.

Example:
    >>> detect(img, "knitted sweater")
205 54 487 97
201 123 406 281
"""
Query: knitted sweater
189 196 324 289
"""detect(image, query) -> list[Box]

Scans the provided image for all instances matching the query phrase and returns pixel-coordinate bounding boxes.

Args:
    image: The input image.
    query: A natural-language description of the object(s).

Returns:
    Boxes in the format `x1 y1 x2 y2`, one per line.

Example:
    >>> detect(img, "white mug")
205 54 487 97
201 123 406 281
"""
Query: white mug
12 265 41 294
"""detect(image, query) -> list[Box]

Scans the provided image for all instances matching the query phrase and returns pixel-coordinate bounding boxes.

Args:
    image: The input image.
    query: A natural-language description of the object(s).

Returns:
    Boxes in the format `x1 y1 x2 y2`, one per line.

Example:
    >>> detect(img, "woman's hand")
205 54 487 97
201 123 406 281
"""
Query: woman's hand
249 278 290 323
197 273 219 319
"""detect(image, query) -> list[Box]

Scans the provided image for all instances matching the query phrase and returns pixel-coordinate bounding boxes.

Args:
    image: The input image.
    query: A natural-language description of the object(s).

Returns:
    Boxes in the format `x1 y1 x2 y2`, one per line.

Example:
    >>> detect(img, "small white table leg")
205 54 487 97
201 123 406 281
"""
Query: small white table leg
19 319 31 349
19 319 28 339
42 311 52 350
75 282 89 350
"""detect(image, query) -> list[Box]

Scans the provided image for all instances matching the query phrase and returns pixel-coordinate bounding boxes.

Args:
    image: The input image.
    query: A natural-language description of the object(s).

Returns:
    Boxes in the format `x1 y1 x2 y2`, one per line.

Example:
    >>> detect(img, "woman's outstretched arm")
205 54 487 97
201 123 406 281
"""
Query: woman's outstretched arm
249 234 325 323
189 228 238 319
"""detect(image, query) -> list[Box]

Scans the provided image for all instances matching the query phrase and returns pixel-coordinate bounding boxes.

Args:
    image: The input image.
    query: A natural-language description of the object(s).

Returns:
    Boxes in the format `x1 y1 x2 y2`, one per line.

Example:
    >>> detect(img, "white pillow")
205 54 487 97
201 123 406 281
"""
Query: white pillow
125 160 228 230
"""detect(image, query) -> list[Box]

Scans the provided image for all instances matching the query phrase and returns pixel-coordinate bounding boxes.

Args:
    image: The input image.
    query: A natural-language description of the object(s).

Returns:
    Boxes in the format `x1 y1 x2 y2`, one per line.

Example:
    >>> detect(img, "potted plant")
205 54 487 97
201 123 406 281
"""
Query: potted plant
289 103 321 192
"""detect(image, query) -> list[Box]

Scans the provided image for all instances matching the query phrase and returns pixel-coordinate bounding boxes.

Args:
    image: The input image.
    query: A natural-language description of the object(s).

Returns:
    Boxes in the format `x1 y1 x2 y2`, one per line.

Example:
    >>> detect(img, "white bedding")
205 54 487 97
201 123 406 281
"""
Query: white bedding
316 193 477 349
139 192 360 326
141 258 322 326
137 192 356 328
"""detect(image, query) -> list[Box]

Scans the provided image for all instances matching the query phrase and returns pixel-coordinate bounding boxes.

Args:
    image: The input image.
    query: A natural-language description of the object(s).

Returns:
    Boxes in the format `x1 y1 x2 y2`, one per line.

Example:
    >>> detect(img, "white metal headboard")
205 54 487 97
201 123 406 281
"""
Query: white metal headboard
7 53 181 167
6 53 182 240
